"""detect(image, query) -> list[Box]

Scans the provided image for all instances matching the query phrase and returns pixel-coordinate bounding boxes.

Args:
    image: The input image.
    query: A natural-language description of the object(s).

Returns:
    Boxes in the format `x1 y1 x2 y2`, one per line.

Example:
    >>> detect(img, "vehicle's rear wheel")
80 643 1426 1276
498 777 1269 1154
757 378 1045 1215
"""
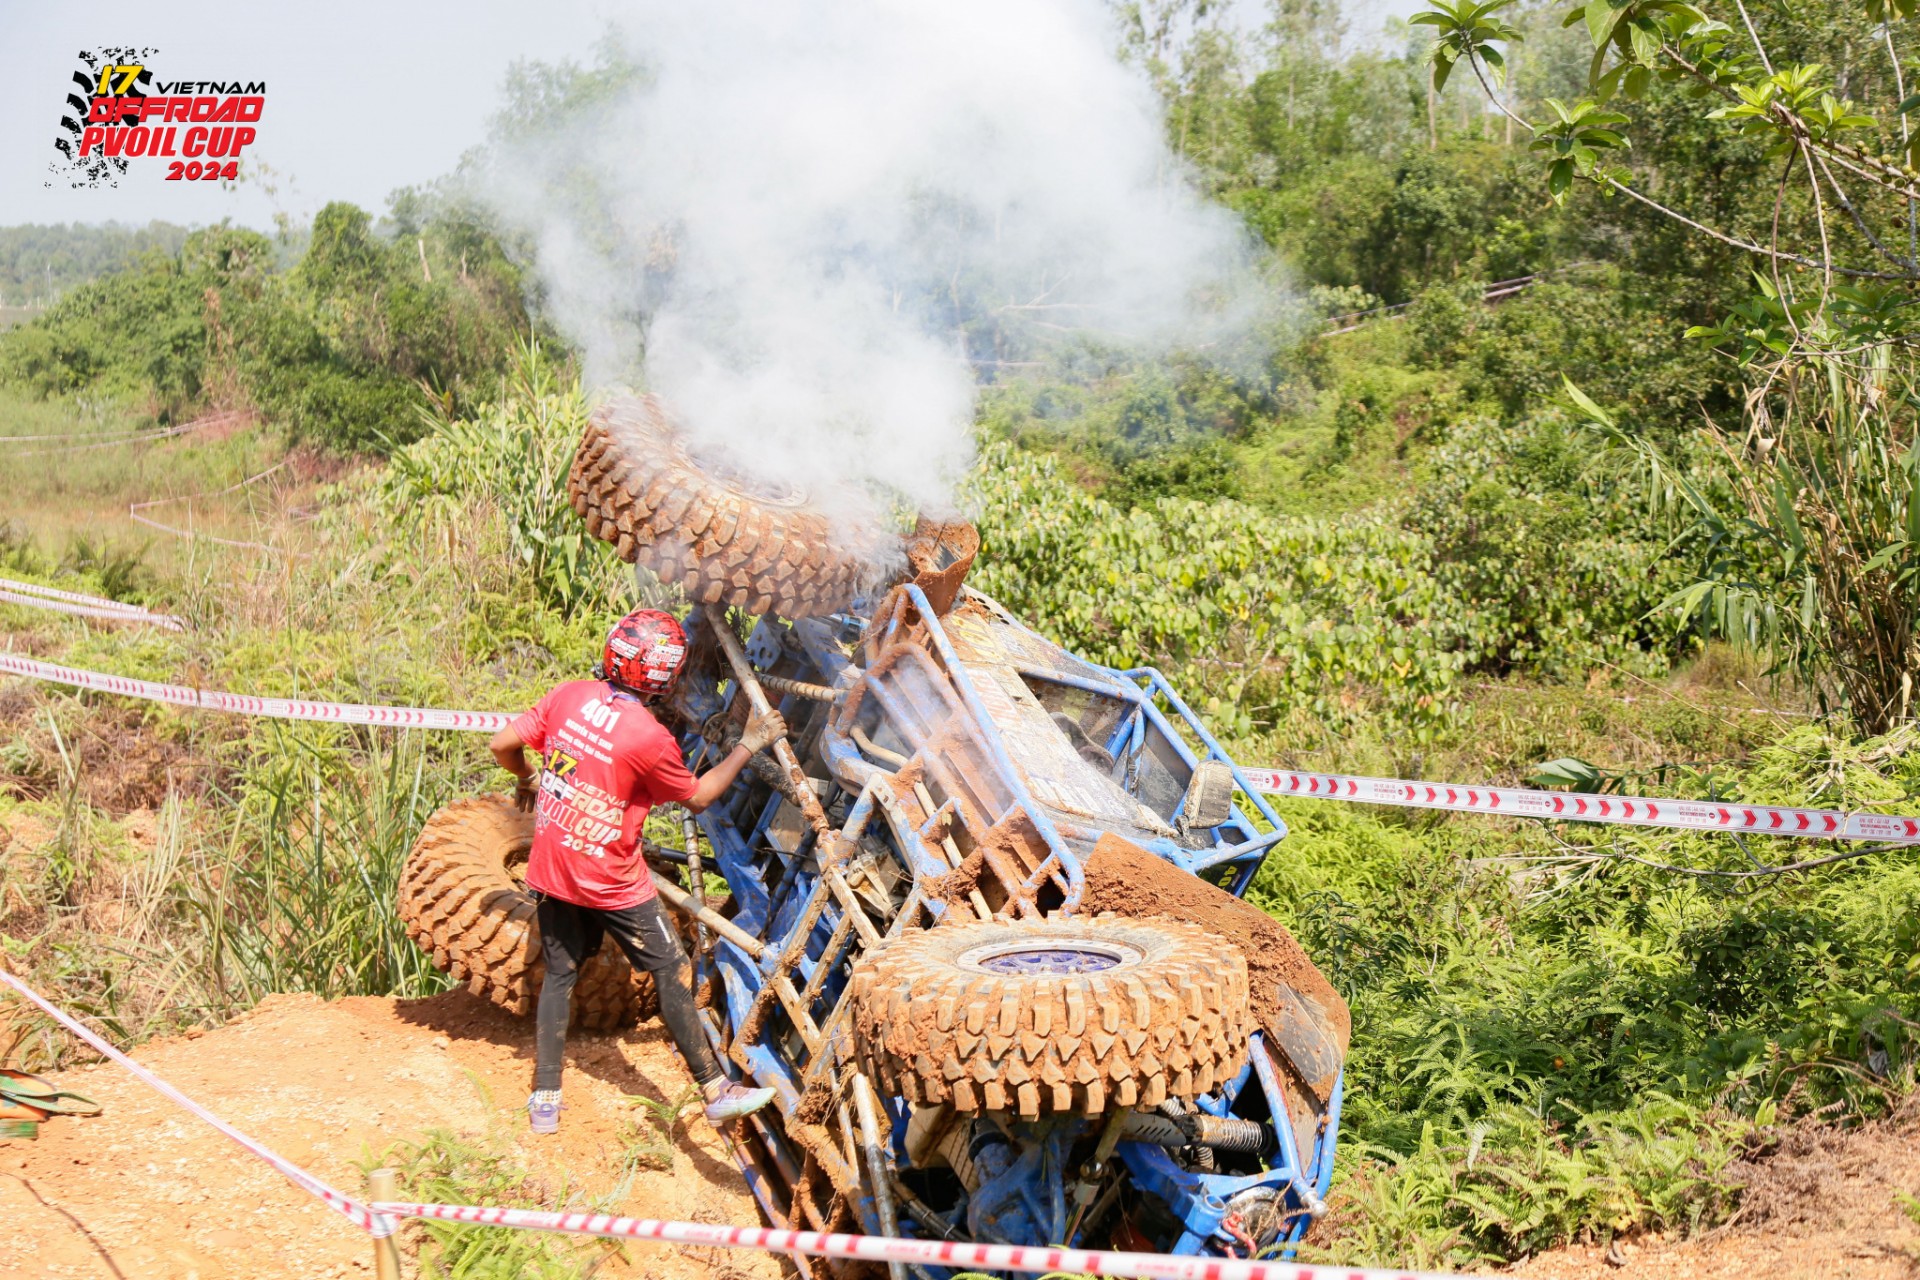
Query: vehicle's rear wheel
569 394 869 618
846 915 1251 1118
397 796 656 1029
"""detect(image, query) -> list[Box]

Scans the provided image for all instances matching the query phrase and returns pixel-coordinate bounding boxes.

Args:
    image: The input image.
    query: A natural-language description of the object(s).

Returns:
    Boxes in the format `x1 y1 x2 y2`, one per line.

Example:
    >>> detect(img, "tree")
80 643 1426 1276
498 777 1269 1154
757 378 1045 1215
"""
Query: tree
1415 0 1920 733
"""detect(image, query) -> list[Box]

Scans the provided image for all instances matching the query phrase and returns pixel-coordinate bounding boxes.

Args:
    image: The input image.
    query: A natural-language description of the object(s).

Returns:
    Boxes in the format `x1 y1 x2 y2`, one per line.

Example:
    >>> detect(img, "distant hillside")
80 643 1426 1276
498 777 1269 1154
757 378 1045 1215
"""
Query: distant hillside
0 222 192 306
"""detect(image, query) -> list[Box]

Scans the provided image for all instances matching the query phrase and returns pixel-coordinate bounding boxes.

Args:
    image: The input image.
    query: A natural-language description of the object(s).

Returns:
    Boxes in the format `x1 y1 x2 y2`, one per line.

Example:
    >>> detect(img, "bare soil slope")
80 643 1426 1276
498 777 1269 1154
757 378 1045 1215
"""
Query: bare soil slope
5 984 1915 1280
1515 1099 1920 1280
1 990 779 1280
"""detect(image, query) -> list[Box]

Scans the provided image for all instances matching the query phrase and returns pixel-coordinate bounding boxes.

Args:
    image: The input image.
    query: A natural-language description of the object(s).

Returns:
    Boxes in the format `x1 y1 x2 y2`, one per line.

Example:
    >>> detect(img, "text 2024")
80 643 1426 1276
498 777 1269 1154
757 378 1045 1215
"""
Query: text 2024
165 160 239 182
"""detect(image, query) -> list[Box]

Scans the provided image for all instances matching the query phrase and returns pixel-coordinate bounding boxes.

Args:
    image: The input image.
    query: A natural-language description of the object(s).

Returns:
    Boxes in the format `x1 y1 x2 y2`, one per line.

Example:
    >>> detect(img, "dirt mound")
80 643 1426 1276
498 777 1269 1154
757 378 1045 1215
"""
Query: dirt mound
0 989 779 1280
1514 1099 1920 1280
1080 833 1350 1097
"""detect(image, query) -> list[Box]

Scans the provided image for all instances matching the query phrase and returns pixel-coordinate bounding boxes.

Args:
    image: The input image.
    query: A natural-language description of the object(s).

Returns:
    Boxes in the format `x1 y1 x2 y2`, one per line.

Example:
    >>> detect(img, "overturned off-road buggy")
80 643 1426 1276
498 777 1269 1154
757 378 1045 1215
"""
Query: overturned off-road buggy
398 395 1351 1270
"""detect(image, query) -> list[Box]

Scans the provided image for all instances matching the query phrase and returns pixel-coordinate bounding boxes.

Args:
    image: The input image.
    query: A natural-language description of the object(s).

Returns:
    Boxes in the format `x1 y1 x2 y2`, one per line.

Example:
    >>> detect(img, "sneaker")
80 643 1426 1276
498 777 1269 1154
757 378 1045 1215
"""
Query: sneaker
528 1090 562 1135
703 1080 776 1125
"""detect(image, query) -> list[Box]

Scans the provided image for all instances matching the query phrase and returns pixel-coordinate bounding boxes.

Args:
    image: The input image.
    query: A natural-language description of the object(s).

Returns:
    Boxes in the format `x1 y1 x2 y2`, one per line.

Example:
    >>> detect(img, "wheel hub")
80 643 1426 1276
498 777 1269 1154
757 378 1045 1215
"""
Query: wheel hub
957 938 1142 976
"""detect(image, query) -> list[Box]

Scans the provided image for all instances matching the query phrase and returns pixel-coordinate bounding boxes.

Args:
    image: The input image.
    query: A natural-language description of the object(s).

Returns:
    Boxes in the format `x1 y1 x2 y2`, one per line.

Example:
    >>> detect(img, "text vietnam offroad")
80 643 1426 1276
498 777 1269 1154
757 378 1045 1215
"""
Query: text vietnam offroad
80 95 262 160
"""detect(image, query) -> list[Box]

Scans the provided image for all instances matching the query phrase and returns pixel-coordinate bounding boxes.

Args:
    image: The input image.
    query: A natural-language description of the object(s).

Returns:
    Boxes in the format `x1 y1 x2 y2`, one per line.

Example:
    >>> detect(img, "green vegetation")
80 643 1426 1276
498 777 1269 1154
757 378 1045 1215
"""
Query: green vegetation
1257 722 1920 1261
4 0 1920 1271
0 210 527 448
372 1125 624 1278
0 221 191 306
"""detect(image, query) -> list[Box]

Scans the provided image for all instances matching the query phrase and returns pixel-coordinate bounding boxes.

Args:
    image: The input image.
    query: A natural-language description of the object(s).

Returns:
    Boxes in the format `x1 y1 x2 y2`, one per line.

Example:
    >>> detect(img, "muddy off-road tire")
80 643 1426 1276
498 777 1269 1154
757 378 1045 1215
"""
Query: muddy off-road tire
847 915 1252 1119
568 395 868 618
398 796 657 1029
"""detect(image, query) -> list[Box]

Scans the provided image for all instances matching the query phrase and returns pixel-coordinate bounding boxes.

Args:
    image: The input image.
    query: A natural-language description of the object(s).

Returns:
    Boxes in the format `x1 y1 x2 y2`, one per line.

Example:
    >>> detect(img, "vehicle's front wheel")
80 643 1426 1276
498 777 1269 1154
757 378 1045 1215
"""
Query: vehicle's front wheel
846 915 1252 1119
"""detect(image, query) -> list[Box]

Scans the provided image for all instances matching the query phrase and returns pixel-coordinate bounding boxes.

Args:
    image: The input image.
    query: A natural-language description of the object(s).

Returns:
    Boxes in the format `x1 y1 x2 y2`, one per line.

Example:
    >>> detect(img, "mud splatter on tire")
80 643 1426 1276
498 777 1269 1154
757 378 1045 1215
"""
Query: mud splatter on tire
397 795 656 1029
846 914 1252 1119
569 394 870 618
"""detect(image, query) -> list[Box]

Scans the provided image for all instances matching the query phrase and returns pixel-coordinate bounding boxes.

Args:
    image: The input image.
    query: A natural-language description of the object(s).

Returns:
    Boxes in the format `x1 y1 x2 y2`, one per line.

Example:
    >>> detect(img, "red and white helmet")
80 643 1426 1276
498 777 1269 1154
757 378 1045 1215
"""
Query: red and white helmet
599 608 687 698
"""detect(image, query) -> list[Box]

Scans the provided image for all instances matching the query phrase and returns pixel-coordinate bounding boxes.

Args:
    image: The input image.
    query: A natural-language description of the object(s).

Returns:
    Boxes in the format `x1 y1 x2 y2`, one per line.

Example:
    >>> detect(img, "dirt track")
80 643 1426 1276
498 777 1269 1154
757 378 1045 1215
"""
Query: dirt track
1 990 779 1280
4 983 1917 1279
1515 1098 1920 1280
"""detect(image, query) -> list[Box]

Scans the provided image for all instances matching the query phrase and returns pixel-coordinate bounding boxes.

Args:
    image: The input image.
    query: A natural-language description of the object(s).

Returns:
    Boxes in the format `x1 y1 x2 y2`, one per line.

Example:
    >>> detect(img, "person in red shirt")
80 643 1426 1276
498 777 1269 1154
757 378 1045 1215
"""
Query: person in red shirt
489 607 786 1135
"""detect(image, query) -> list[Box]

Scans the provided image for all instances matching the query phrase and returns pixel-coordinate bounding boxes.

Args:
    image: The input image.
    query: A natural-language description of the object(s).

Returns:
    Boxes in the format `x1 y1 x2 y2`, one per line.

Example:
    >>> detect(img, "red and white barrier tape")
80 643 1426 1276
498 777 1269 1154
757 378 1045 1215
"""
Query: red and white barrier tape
371 1202 1485 1280
7 419 218 456
0 968 395 1237
0 575 154 611
5 647 1910 845
0 587 183 633
0 652 511 732
1241 767 1920 844
0 411 248 454
127 461 298 556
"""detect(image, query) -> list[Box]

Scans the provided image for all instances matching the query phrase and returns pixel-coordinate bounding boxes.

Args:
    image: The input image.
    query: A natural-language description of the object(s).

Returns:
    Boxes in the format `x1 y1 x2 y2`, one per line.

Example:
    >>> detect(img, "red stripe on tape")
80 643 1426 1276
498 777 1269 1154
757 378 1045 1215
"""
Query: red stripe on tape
0 652 511 734
1242 768 1917 845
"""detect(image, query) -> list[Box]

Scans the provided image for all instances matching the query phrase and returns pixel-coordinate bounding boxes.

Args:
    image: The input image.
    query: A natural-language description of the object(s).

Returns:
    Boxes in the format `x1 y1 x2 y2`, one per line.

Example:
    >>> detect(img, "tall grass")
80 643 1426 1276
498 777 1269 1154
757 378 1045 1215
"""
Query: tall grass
1579 351 1920 736
182 728 458 1005
383 339 634 618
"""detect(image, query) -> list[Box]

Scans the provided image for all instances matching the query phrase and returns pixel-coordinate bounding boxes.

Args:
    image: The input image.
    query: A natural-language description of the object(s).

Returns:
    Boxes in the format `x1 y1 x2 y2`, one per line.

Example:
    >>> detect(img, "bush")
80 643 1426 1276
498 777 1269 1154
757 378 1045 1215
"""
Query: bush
1254 723 1920 1264
380 340 631 617
968 432 1698 741
0 206 532 451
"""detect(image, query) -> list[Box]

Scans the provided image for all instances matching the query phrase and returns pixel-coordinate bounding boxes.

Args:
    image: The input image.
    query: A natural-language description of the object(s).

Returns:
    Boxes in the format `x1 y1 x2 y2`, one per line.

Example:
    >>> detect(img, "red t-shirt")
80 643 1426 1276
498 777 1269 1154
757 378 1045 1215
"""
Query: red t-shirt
511 680 698 910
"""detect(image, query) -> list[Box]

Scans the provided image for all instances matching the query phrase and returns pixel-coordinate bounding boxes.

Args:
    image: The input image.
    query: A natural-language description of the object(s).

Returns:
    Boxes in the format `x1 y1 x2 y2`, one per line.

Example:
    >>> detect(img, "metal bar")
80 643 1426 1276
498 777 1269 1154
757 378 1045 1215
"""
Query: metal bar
801 993 855 1089
898 585 1085 909
823 868 884 949
891 1178 958 1240
853 724 910 767
736 873 839 1056
1015 851 1062 901
799 911 855 1010
1120 666 1289 836
852 1072 908 1280
1247 1035 1318 1215
651 873 766 959
914 781 993 921
865 771 959 884
705 605 832 838
682 807 708 957
772 973 824 1054
762 673 844 703
835 1096 864 1200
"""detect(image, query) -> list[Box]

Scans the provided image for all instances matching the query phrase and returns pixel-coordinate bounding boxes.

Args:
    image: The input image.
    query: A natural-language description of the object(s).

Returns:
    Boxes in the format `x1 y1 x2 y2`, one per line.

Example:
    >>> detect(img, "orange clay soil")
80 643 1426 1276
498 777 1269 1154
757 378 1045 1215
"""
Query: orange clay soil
0 990 780 1280
1079 834 1351 1081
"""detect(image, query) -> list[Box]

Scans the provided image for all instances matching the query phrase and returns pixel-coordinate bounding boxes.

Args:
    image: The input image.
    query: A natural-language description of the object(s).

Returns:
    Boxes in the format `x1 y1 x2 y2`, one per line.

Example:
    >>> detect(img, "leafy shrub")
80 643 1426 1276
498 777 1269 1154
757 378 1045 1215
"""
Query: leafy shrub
381 340 630 617
969 431 1699 740
969 440 1472 741
1254 723 1920 1263
0 207 531 451
1407 415 1702 678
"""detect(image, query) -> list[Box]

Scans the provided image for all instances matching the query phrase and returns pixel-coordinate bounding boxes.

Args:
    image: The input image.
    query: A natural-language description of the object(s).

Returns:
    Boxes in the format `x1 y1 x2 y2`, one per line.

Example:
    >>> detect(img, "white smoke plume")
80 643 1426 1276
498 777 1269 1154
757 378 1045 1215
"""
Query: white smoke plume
475 0 1268 531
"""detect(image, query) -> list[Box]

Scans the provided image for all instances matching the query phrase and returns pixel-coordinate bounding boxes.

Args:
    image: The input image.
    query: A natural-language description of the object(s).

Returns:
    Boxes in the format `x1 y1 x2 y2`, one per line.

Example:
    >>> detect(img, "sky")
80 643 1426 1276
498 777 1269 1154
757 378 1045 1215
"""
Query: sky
0 0 1425 232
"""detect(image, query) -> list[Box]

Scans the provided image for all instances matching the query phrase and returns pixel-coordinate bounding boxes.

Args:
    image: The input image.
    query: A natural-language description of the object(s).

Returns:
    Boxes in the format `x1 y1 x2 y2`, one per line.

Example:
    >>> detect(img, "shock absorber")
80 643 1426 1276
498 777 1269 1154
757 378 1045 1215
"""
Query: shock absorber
1162 1099 1213 1172
1121 1110 1273 1156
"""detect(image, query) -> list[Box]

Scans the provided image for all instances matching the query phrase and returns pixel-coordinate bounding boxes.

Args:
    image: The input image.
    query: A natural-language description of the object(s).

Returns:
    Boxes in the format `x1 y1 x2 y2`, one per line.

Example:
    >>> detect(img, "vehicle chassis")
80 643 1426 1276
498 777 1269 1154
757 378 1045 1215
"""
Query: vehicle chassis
662 582 1345 1272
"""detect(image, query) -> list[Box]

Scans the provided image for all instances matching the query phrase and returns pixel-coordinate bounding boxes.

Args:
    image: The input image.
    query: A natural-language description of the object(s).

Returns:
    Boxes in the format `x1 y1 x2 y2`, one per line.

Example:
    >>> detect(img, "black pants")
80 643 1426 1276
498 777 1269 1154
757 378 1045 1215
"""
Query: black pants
532 892 722 1092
